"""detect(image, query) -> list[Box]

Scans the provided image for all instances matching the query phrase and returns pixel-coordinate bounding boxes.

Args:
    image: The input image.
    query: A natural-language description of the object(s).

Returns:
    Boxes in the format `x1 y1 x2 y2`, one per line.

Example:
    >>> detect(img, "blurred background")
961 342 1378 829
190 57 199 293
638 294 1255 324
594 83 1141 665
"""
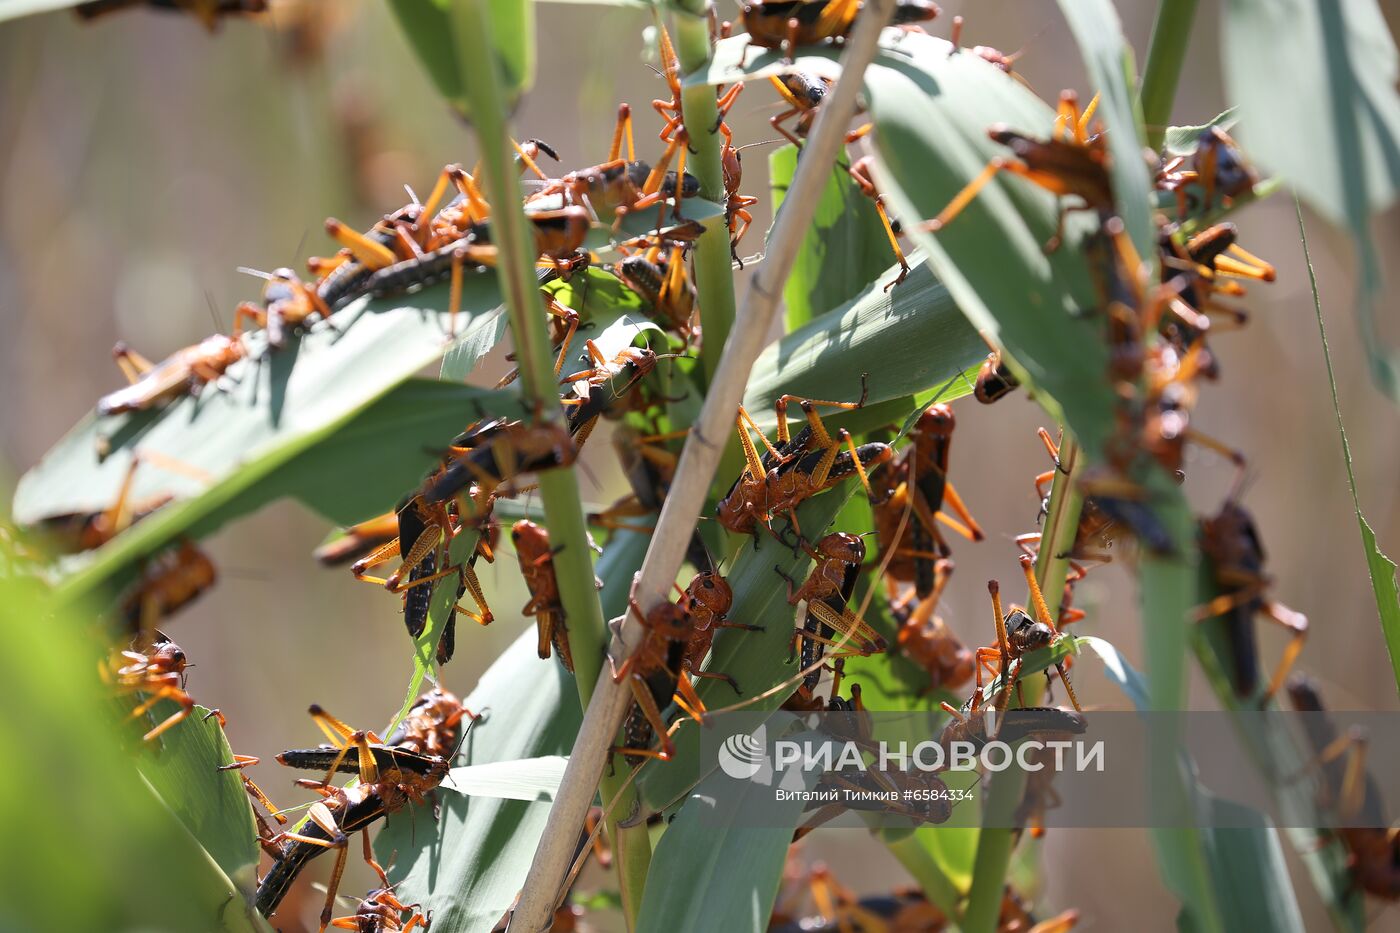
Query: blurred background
2 1 1399 930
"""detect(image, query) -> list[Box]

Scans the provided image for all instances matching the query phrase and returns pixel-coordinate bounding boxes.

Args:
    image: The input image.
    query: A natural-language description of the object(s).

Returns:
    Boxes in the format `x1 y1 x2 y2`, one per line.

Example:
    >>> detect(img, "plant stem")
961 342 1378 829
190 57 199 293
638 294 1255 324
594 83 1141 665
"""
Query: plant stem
960 433 1083 933
668 1 735 387
667 1 747 496
1139 487 1225 933
885 834 963 921
451 0 607 700
1140 0 1200 150
1139 12 1227 928
450 0 650 921
507 3 899 928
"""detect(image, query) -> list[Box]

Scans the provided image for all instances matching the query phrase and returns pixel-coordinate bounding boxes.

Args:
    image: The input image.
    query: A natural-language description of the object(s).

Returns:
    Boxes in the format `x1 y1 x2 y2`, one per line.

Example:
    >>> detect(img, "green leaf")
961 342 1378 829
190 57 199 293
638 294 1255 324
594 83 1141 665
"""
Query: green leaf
1223 0 1400 399
16 280 504 529
683 33 843 89
1223 0 1400 224
693 33 1122 458
1297 201 1400 696
831 551 972 911
389 0 535 116
375 530 648 933
39 380 531 613
0 0 84 22
1056 0 1155 257
13 272 534 606
770 144 898 330
1187 601 1367 931
1139 498 1226 933
862 32 1119 461
1162 109 1239 157
442 756 569 801
741 250 985 437
280 382 529 527
886 829 977 910
635 767 817 933
1190 794 1306 933
0 574 269 931
1078 635 1150 711
139 704 259 881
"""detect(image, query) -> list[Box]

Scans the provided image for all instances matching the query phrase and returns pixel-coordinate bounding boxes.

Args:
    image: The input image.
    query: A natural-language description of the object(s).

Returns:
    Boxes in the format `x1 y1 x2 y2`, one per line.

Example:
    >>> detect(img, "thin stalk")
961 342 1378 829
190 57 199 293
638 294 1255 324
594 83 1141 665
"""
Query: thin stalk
1139 16 1225 929
508 3 899 928
450 0 607 699
1140 0 1200 150
450 0 650 921
667 1 747 497
1140 490 1225 933
886 834 963 922
669 1 736 387
960 434 1083 933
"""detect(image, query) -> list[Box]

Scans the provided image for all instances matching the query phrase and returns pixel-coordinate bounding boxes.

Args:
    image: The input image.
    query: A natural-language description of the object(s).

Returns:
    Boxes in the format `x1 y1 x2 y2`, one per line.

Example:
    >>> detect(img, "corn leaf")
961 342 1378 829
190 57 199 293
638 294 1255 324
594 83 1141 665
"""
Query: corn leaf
770 144 897 330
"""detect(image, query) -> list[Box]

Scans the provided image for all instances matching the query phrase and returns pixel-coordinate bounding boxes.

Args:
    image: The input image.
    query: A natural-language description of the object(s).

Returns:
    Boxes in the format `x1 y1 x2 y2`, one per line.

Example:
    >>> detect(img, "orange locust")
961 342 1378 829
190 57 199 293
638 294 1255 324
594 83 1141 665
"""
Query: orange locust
256 705 472 930
74 0 265 30
678 570 761 697
971 556 1082 712
103 632 222 743
329 886 430 933
1197 498 1307 703
894 558 974 693
611 591 708 763
512 519 574 671
120 540 217 636
1287 675 1400 902
738 0 940 62
871 402 983 599
917 90 1107 251
233 266 333 350
98 334 246 416
777 533 886 693
559 339 681 449
720 383 891 546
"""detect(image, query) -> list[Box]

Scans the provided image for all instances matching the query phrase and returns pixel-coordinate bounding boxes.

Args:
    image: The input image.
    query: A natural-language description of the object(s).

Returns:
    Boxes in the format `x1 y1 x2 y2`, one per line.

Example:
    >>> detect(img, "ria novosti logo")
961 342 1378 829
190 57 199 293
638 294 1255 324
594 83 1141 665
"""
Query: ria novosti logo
717 724 769 779
715 711 1104 783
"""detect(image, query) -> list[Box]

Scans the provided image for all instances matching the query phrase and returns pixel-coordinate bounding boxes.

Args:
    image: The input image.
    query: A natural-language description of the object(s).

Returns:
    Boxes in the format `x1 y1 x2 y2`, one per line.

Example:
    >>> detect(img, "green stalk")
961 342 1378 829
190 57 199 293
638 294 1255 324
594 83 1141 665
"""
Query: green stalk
449 1 651 923
960 434 1084 933
667 1 746 496
1140 489 1225 933
1140 0 1200 150
668 1 735 382
886 835 963 921
1138 13 1224 929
